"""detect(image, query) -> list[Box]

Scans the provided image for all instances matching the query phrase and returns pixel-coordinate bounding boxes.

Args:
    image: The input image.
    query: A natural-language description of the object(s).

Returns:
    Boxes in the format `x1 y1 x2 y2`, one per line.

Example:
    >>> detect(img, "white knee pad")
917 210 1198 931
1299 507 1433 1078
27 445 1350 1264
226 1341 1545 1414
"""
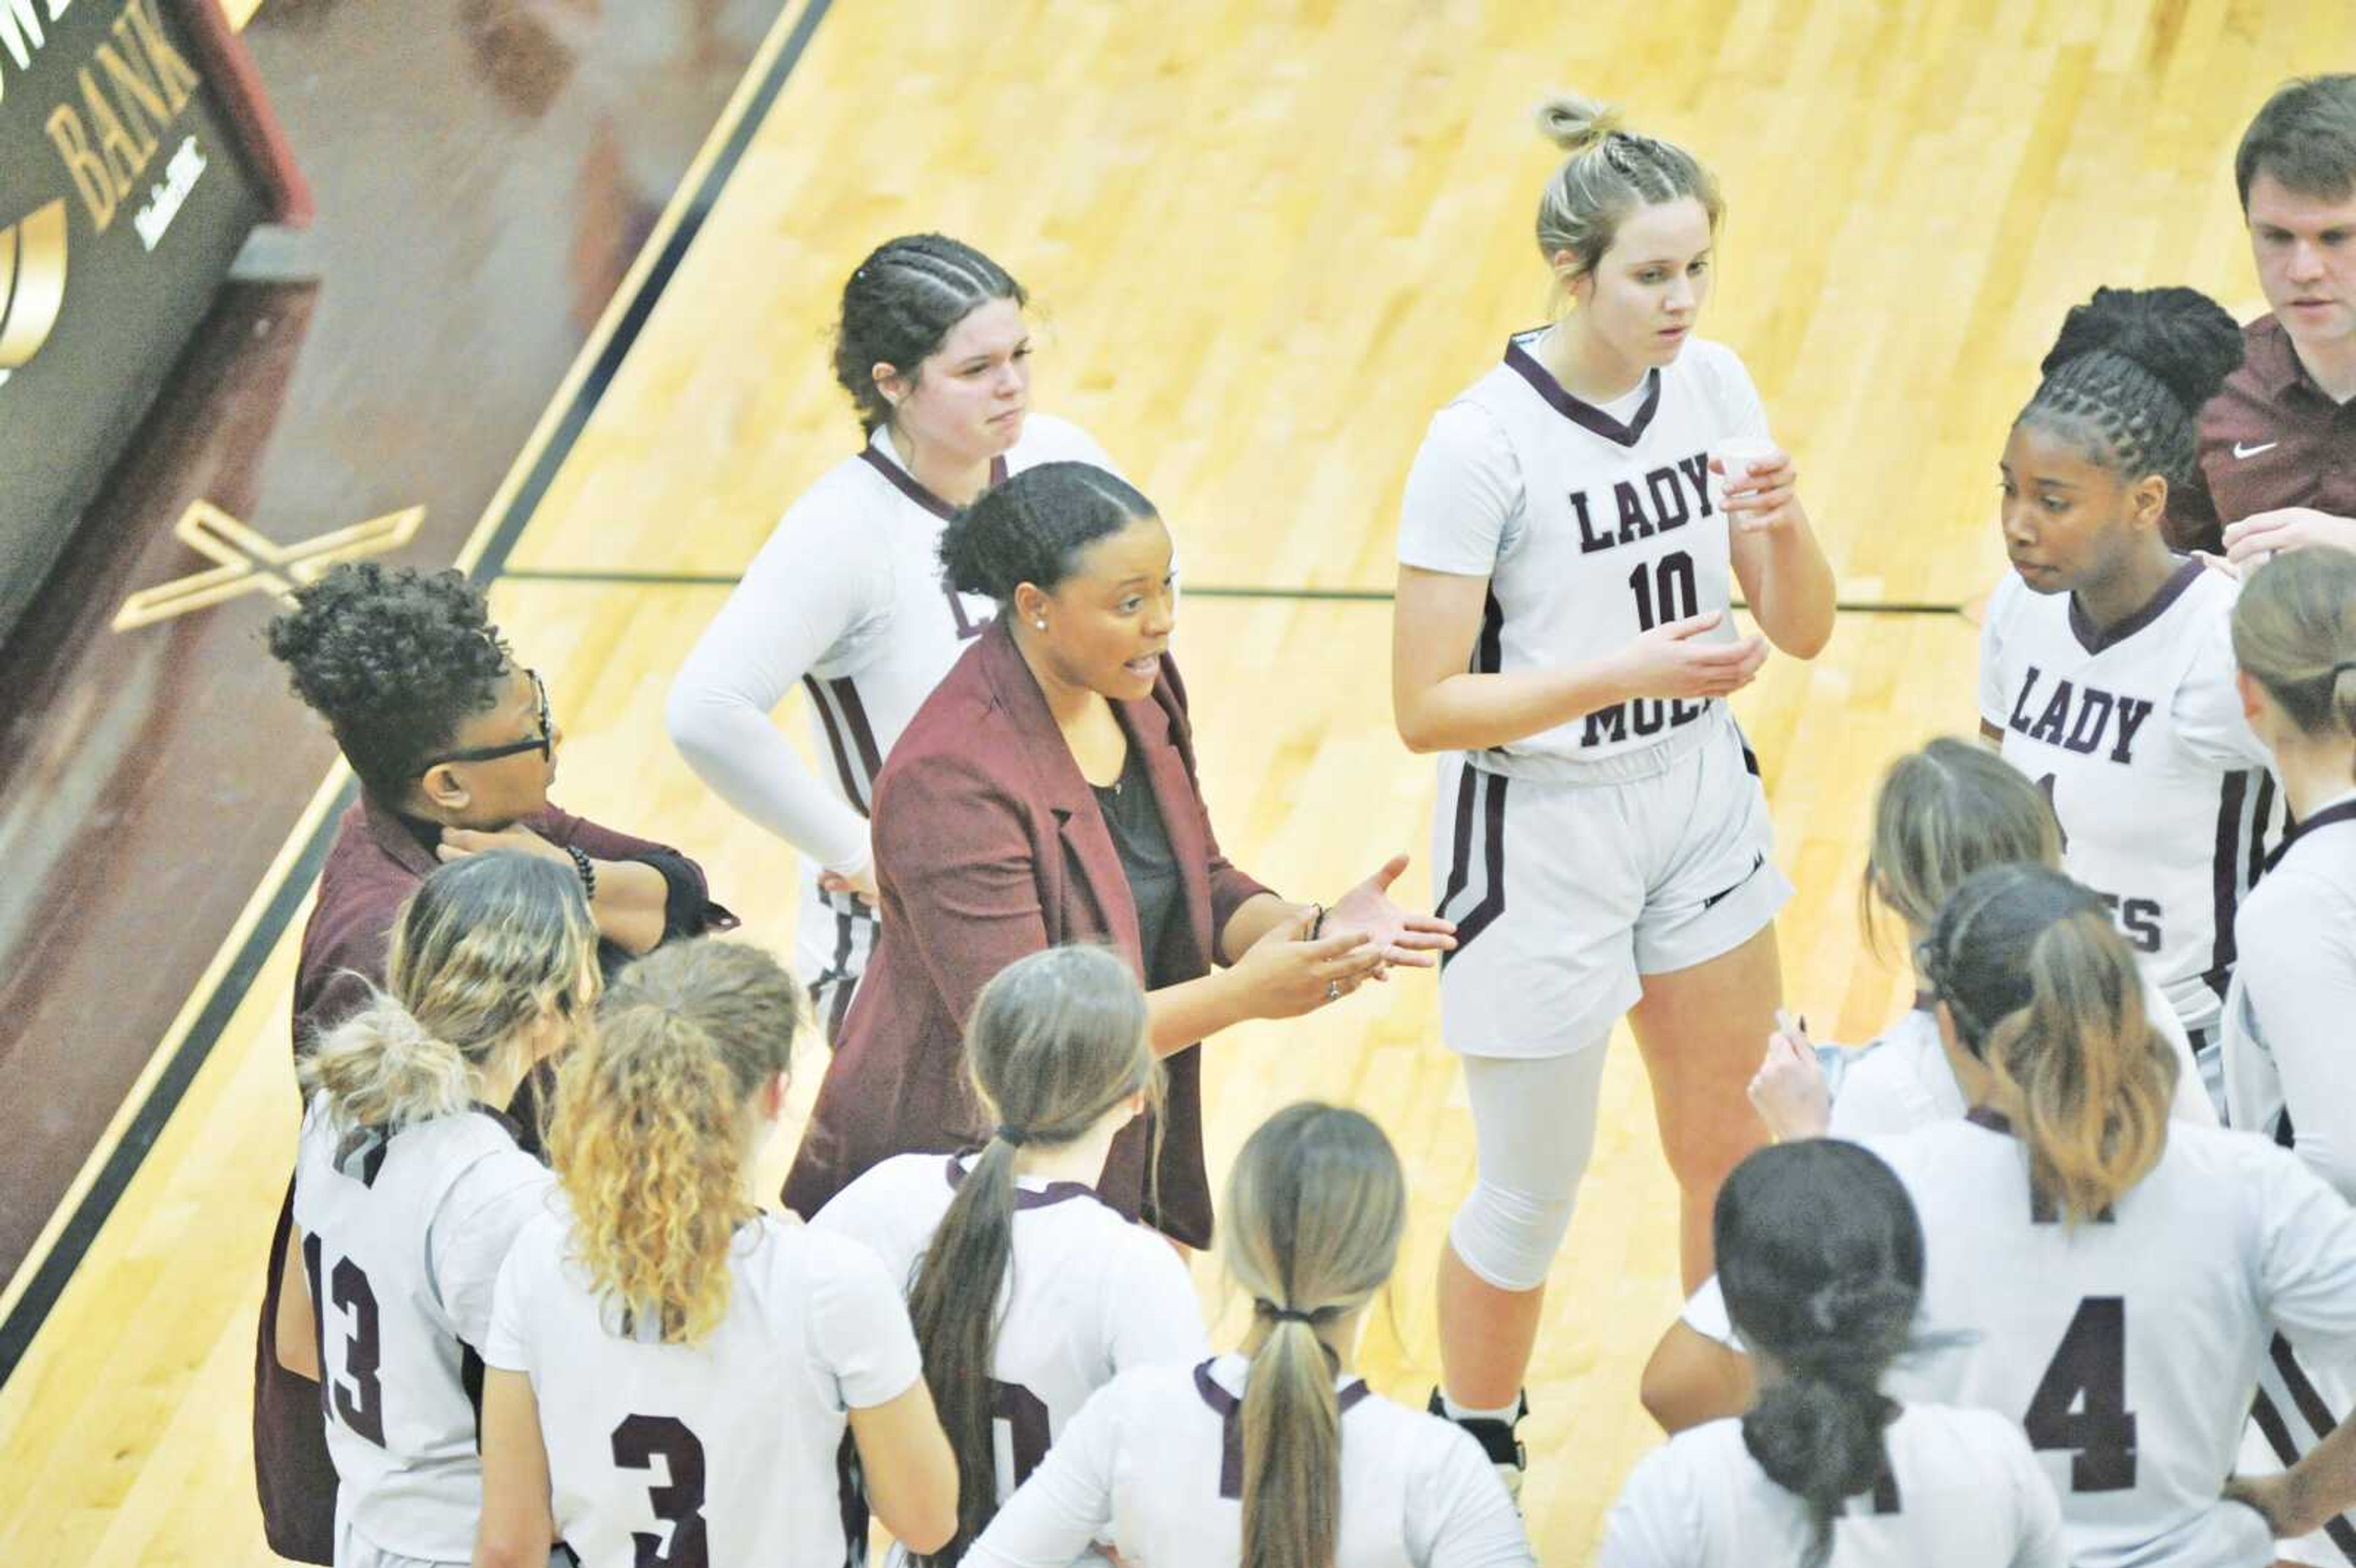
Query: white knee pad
1449 1177 1582 1293
1446 1045 1609 1293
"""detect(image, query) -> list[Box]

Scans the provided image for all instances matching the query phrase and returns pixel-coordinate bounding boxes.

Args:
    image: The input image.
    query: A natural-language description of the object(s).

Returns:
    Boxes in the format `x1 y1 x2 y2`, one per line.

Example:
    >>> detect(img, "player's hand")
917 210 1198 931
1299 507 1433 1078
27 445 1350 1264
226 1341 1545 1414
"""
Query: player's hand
1748 1012 1830 1142
437 823 572 868
2192 550 2240 581
1322 855 1457 969
1612 611 1769 702
1715 450 1800 535
2223 507 2356 567
2223 1470 2303 1537
819 864 880 912
1231 909 1386 1020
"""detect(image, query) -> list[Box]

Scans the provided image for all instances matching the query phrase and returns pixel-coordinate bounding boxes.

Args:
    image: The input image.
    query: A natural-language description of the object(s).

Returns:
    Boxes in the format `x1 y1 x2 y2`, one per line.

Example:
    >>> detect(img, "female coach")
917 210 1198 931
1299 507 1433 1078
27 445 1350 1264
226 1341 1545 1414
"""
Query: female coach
782 461 1451 1248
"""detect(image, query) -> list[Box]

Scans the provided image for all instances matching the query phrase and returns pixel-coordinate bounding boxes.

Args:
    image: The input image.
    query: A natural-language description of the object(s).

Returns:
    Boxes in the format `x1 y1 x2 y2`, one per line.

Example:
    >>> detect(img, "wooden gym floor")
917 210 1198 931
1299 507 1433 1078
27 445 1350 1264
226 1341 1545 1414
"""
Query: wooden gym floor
3 0 2350 1561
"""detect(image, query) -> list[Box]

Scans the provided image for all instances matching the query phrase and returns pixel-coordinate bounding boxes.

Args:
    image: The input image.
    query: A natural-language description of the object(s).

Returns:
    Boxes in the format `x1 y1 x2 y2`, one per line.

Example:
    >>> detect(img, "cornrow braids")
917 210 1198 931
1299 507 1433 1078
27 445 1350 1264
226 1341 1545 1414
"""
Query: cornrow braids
1531 91 1723 282
937 461 1157 605
832 234 1026 433
2019 286 2244 488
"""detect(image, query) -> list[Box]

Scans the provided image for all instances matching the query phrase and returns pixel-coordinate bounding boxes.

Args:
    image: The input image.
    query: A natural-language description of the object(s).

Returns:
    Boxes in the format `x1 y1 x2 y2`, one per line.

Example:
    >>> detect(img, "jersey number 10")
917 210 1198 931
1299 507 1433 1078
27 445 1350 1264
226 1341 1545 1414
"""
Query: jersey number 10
1628 552 1700 632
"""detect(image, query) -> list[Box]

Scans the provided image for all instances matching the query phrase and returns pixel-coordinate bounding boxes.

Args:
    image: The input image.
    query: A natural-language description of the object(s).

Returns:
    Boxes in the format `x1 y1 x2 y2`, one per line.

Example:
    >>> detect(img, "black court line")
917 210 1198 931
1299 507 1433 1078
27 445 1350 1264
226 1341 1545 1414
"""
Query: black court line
500 566 1968 616
0 0 837 1390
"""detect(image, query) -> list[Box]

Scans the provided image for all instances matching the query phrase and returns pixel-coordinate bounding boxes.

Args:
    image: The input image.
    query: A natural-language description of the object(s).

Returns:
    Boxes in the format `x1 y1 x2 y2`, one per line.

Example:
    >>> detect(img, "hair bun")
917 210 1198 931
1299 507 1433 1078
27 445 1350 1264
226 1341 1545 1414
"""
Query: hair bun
1534 91 1624 154
2040 285 2244 413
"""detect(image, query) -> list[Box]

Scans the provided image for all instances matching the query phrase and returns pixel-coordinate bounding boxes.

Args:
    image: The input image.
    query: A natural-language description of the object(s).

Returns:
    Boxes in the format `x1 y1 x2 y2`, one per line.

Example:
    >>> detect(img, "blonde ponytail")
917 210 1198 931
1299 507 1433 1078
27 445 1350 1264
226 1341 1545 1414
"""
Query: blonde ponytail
300 850 598 1132
1534 91 1623 154
550 939 804 1344
1223 1104 1406 1568
301 996 472 1129
1923 865 2174 1223
2233 548 2356 763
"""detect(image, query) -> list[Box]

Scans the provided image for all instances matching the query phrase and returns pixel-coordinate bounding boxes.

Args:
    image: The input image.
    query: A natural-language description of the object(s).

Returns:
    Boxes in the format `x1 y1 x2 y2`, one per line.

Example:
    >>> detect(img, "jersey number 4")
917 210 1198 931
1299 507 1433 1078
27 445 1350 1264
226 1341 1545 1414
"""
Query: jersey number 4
301 1234 387 1447
614 1413 710 1567
2024 1296 2138 1491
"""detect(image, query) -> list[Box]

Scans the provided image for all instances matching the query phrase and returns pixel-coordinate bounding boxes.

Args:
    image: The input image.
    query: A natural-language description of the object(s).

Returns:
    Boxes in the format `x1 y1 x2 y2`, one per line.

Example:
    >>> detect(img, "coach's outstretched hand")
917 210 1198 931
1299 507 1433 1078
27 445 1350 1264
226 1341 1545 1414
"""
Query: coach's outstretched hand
1230 910 1387 1018
1323 855 1458 969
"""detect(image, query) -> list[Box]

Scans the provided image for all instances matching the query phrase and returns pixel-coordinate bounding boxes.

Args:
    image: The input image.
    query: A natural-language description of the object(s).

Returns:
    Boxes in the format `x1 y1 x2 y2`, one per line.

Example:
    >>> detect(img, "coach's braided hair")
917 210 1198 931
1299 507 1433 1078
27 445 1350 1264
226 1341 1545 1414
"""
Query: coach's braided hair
1860 738 2063 961
938 461 1158 605
301 851 597 1131
267 563 514 802
904 946 1161 1565
1223 1104 1406 1568
1719 1140 1923 1568
550 939 804 1344
1918 864 2175 1224
1533 91 1723 284
2018 286 2244 493
834 234 1026 434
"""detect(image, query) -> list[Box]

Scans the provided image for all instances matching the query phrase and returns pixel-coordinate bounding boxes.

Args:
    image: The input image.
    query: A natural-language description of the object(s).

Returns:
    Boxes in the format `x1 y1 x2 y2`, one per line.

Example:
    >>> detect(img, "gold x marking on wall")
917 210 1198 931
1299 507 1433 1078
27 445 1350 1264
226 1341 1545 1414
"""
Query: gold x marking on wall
111 499 425 631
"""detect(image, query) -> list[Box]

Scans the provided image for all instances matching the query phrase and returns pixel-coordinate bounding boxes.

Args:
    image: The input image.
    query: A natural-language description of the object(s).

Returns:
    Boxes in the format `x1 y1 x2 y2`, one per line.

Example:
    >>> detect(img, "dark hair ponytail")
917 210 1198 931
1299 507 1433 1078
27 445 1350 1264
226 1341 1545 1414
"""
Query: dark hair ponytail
1717 1140 1923 1568
904 947 1157 1564
937 461 1158 605
2019 285 2244 489
833 234 1025 433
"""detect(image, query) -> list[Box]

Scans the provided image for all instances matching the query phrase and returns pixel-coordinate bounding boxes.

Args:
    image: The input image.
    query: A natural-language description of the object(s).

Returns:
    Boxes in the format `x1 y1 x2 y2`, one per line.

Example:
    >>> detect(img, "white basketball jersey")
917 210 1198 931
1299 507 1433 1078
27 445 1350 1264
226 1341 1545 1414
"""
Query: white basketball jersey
964 1355 1533 1567
2224 797 2356 1169
289 1094 552 1561
483 1206 924 1568
1397 330 1770 768
1979 561 2281 1036
795 414 1115 818
812 1152 1209 1506
1600 1404 2066 1567
1873 1115 2356 1568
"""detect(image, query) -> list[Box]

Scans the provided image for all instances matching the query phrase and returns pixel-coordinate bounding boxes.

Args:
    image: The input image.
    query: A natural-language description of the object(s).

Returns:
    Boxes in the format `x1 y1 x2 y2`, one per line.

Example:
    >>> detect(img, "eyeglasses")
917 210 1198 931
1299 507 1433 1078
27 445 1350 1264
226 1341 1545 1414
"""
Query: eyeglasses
422 669 552 771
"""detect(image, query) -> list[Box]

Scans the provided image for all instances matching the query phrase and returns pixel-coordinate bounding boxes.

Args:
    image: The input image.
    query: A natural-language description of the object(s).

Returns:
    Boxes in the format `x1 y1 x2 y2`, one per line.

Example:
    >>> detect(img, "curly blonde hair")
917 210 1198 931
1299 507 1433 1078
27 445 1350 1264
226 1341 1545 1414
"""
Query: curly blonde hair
549 938 805 1343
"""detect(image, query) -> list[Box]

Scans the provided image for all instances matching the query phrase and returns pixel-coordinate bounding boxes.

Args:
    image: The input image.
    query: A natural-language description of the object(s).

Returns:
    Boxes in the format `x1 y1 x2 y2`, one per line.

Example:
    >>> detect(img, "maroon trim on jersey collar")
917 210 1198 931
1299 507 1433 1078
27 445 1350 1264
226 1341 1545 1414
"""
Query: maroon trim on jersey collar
857 445 1011 521
1191 1359 1371 1500
2266 798 2356 873
942 1153 1103 1211
1911 990 1935 1013
1501 333 1661 448
1963 1105 2014 1137
2066 556 2203 656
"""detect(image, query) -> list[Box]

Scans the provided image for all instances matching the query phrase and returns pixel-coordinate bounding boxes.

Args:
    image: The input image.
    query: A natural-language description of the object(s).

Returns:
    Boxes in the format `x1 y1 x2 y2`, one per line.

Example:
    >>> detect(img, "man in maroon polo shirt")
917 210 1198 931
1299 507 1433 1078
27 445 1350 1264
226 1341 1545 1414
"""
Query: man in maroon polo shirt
2171 75 2356 562
252 562 733 1562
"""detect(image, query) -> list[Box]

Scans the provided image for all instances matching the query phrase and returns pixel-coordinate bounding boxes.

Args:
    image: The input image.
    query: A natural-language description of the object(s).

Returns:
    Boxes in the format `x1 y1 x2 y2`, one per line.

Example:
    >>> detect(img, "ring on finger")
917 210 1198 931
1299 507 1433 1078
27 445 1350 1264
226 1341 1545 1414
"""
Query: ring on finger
1326 979 1343 1002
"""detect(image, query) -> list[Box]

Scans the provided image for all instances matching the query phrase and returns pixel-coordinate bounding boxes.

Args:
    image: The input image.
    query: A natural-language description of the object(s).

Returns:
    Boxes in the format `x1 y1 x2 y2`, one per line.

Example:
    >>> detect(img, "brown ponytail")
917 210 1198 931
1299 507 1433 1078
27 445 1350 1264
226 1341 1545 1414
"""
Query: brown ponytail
2233 548 2356 769
905 945 1157 1564
1222 1104 1406 1568
1921 864 2175 1222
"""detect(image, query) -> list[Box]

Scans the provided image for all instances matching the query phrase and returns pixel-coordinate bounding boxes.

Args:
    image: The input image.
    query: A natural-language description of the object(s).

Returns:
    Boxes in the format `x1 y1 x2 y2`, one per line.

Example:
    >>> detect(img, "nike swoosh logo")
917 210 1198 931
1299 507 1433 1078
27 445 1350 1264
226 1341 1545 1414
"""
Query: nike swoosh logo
1702 851 1766 911
2234 441 2279 459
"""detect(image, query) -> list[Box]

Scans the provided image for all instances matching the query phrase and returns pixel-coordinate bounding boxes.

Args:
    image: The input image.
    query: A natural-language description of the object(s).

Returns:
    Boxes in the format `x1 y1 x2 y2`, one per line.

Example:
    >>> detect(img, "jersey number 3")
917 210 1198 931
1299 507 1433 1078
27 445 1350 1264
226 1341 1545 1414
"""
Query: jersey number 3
2023 1296 2137 1491
614 1414 710 1567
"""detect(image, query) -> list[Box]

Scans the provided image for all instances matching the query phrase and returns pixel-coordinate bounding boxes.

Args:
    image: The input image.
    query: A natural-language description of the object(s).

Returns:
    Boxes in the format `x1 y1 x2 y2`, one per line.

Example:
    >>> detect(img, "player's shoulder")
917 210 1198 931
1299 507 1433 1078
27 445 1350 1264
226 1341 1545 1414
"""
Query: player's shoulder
1893 1400 2033 1457
1671 334 1752 386
1982 567 2039 634
1007 411 1108 467
768 445 906 542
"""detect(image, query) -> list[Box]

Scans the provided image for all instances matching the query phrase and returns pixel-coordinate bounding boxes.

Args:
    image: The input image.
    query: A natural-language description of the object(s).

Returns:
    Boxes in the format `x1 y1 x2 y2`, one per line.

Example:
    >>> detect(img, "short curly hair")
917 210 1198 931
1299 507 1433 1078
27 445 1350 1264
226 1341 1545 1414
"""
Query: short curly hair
266 563 514 799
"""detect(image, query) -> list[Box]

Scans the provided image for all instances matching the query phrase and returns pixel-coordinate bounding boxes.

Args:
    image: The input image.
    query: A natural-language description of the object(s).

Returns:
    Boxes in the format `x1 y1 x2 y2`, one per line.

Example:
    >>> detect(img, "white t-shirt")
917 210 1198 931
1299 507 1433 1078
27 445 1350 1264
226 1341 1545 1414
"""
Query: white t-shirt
1396 330 1769 768
811 1151 1209 1504
1979 561 2281 1036
964 1354 1533 1567
483 1206 924 1568
1874 1116 2356 1567
2224 796 2356 1193
667 413 1118 878
1600 1404 2067 1567
290 1094 553 1561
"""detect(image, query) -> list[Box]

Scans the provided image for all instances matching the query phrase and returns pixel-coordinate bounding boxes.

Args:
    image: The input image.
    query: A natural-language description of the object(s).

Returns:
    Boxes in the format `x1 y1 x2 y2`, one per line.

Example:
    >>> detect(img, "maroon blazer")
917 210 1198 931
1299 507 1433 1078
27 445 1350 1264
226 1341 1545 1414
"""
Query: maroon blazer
256 793 728 1563
782 619 1270 1247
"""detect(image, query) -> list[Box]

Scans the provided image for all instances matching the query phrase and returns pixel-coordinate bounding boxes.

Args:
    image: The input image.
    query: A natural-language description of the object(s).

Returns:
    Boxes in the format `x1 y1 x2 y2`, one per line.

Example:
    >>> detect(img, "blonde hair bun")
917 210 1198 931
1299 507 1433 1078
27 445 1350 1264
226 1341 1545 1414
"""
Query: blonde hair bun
1535 91 1624 154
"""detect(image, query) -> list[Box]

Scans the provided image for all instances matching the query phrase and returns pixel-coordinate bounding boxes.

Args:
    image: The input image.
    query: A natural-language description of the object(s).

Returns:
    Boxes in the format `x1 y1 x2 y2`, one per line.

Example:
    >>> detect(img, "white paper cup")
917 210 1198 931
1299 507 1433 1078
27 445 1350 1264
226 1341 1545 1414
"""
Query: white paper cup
1712 436 1784 522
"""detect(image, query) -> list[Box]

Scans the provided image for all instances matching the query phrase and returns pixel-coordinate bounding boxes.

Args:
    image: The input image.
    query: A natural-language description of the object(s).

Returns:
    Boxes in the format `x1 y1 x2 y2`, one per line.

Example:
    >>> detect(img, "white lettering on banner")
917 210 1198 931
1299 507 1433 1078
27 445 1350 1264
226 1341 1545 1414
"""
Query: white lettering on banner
0 0 72 84
132 133 201 250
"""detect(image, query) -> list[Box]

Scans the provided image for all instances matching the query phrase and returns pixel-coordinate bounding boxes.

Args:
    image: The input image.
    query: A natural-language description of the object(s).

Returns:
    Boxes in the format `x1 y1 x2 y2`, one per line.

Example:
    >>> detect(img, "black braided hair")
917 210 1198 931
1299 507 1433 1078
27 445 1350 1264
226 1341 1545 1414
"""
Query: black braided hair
1717 1141 1923 1568
938 462 1158 605
265 562 512 801
2018 286 2244 489
832 235 1026 432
